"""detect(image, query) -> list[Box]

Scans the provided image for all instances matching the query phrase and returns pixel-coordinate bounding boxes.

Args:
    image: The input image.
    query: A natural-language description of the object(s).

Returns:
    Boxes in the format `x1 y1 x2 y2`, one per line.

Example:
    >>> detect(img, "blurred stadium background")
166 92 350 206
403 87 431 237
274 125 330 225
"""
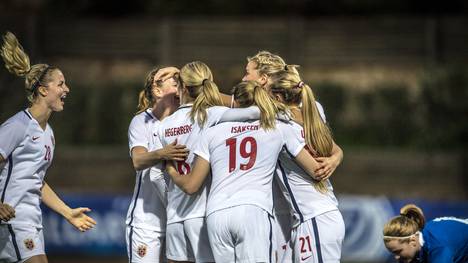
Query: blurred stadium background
1 0 467 262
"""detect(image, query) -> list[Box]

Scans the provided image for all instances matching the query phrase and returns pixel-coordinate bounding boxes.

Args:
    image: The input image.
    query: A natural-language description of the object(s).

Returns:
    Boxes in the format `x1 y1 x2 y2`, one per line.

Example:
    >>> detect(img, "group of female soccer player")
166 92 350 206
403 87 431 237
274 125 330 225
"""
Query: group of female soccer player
124 51 346 263
1 31 466 263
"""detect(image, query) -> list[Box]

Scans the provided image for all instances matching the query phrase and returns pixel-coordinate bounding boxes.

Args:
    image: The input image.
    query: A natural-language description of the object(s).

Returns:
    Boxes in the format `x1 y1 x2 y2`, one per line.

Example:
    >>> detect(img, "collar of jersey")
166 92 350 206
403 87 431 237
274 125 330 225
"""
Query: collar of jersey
178 103 193 109
145 108 156 119
416 231 426 263
24 108 45 130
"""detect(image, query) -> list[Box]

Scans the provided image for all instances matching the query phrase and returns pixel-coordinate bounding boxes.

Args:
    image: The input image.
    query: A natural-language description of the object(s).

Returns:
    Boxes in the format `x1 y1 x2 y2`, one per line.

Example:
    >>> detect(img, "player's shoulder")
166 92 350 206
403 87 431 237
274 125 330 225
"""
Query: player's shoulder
161 107 192 129
275 120 303 140
131 109 156 126
275 119 297 131
204 121 234 136
2 110 33 129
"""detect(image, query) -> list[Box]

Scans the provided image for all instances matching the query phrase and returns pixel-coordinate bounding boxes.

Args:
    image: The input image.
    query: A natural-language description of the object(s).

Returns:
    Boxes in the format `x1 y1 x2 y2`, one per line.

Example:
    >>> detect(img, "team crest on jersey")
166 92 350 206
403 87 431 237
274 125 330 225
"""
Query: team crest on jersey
137 244 147 257
23 239 35 250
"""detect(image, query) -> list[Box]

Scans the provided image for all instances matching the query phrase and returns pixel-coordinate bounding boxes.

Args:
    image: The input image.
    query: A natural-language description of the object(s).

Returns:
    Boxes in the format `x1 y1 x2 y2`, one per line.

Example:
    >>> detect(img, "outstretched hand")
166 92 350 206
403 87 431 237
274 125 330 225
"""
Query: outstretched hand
66 207 97 232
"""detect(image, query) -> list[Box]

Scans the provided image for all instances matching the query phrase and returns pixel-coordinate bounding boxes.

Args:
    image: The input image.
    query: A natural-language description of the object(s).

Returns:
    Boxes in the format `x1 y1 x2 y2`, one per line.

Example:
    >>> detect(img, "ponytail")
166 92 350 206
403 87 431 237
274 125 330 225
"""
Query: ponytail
233 81 284 130
190 78 223 127
270 70 333 193
383 204 426 242
1 31 57 103
400 204 426 230
180 61 223 127
136 67 160 114
253 84 280 130
136 89 152 114
301 84 333 193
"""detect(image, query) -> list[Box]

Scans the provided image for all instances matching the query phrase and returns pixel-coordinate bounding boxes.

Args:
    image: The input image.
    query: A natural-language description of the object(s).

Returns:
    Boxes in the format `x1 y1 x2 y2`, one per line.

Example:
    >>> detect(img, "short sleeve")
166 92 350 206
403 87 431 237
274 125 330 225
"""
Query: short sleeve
278 122 305 157
193 129 211 162
128 116 149 157
0 118 27 159
206 106 229 127
216 106 260 125
151 133 164 151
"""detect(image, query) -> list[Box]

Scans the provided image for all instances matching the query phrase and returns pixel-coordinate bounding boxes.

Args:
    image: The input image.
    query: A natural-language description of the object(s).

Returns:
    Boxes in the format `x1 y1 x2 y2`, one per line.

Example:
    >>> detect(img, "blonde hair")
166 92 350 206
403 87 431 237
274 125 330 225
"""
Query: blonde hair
1 31 57 103
270 69 333 193
383 204 426 243
180 61 223 127
247 50 299 78
136 67 160 114
232 81 285 130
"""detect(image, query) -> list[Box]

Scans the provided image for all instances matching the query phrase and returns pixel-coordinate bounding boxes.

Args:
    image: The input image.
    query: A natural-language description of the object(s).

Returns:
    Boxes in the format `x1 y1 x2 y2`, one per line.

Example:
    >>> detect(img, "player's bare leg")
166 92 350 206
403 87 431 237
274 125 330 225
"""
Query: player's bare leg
24 255 48 263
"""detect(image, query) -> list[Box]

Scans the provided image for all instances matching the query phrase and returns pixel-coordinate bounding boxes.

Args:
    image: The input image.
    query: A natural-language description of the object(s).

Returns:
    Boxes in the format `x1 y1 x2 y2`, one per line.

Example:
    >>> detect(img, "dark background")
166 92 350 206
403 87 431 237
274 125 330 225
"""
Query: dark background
1 1 467 262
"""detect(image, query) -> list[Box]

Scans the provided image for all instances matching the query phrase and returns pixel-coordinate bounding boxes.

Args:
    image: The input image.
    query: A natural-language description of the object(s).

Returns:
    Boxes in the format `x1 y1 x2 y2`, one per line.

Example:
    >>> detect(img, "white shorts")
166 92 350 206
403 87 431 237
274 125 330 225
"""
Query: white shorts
0 224 45 263
126 226 166 263
274 213 292 263
166 217 213 262
206 205 274 263
287 210 345 263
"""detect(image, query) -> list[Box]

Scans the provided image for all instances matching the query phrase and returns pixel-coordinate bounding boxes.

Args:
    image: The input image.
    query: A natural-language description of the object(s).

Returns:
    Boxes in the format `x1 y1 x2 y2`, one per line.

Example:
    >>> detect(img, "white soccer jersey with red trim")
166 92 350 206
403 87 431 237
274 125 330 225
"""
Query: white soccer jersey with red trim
194 120 305 217
0 109 55 227
275 120 339 228
157 104 228 224
125 108 167 231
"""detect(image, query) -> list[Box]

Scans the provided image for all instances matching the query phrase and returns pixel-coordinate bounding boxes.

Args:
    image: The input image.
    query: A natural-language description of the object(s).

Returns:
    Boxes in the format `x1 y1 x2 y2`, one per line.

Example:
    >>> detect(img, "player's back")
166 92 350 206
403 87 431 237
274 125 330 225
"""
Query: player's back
275 121 338 227
422 217 468 263
157 104 228 224
197 120 303 217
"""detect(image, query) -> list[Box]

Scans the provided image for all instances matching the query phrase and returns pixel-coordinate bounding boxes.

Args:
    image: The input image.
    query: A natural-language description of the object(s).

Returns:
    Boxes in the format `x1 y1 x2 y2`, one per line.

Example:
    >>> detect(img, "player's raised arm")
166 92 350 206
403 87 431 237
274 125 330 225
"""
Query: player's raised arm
165 155 211 195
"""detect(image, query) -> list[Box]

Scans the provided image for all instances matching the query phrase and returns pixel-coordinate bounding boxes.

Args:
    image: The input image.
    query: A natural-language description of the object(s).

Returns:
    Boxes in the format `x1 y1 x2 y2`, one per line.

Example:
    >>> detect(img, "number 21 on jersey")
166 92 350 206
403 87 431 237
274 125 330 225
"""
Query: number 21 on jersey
225 136 257 173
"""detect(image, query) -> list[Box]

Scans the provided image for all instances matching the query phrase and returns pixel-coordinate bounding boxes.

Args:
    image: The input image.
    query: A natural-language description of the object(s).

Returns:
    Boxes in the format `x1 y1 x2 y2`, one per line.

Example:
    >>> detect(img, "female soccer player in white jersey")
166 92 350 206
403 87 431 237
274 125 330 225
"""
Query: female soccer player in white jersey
0 32 96 263
269 69 345 263
126 67 190 263
155 61 270 263
165 80 328 263
241 50 344 262
155 61 228 263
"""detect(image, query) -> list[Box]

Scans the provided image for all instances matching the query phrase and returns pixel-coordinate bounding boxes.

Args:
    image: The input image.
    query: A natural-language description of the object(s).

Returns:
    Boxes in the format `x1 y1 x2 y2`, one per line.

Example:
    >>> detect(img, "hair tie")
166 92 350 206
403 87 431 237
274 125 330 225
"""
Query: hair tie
295 81 304 89
31 65 51 91
284 65 288 71
202 79 209 86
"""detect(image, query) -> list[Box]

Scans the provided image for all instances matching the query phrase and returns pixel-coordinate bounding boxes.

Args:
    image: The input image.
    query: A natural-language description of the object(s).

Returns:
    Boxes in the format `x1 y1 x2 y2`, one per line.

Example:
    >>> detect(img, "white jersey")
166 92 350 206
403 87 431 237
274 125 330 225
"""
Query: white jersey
275 120 339 228
194 120 305 216
156 104 228 224
272 101 327 217
0 109 55 228
125 109 167 231
273 176 290 216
